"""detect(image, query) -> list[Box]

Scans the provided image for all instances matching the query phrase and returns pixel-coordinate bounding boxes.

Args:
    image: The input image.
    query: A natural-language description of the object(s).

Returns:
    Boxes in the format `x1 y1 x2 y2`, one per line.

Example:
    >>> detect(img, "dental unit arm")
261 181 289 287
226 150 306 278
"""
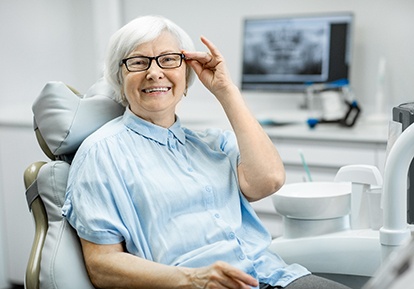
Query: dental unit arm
380 121 414 261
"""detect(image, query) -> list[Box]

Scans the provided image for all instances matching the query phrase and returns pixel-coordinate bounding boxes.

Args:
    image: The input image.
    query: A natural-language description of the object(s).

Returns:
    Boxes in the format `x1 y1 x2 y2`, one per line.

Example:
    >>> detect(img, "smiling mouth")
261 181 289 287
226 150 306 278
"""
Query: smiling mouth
142 87 171 93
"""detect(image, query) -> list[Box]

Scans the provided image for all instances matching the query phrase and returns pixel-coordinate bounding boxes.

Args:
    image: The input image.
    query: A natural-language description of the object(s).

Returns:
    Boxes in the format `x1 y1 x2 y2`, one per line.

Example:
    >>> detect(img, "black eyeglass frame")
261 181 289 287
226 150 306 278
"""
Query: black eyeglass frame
120 53 185 72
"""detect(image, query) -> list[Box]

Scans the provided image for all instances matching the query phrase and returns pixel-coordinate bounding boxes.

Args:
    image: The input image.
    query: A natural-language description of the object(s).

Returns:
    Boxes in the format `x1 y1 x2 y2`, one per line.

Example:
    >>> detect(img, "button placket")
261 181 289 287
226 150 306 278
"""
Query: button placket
201 185 250 265
203 185 214 208
167 133 195 173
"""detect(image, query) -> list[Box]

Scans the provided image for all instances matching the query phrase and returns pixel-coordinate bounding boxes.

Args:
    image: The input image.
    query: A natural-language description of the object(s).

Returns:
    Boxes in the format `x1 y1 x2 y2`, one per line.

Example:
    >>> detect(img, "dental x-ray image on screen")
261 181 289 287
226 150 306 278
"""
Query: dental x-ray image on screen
241 13 353 92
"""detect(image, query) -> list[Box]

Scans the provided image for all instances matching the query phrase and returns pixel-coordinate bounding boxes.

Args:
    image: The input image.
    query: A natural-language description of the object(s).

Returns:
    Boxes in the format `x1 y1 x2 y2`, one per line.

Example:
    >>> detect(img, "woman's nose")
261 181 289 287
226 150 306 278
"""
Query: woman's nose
146 62 165 80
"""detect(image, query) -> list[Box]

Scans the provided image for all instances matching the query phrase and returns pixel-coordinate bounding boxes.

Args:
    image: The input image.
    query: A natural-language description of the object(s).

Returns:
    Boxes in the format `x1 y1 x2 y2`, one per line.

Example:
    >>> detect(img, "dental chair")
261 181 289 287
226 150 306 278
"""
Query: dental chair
24 79 125 289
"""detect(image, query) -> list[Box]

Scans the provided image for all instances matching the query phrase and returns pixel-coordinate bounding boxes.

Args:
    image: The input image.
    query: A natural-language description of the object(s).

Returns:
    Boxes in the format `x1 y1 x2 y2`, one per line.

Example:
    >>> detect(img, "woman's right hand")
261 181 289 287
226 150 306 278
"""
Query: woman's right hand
182 261 259 289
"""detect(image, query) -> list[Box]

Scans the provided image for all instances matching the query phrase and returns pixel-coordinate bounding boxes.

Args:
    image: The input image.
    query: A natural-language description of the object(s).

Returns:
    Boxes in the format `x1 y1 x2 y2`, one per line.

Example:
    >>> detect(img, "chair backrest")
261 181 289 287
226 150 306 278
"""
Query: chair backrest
24 79 125 289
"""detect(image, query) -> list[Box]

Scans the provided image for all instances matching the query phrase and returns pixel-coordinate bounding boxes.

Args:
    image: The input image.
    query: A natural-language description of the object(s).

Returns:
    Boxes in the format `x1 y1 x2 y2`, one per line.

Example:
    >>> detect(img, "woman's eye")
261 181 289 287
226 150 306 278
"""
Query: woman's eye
130 59 147 66
161 57 174 63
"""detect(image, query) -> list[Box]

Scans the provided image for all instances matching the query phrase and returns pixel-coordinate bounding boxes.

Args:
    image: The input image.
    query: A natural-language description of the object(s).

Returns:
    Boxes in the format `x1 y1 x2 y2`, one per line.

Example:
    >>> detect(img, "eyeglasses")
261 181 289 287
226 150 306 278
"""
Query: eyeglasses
121 53 185 72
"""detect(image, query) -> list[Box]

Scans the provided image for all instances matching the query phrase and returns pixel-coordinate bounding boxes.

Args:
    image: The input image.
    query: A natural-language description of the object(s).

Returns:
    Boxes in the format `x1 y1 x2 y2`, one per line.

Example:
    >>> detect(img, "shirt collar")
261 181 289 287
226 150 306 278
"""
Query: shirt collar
122 107 186 145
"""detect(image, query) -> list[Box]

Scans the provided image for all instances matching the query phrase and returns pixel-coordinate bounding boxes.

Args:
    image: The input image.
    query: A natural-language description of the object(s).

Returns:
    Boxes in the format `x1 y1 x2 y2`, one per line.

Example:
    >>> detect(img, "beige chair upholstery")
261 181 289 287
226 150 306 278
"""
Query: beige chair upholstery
24 79 124 289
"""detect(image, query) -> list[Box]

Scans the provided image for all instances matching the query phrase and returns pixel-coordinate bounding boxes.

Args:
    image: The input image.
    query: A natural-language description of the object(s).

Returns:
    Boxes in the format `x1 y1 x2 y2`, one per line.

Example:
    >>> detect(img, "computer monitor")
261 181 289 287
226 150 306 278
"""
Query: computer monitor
241 12 353 92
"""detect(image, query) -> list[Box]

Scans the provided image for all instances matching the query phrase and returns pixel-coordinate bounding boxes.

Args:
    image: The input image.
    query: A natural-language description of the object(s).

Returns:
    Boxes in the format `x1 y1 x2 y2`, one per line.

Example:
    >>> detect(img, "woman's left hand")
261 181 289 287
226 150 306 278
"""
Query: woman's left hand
185 37 285 202
183 37 235 99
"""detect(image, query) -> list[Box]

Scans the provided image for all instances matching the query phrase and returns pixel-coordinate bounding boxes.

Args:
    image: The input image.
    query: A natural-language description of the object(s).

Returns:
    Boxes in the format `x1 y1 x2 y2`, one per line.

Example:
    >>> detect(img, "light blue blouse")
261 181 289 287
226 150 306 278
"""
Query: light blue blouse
62 108 309 287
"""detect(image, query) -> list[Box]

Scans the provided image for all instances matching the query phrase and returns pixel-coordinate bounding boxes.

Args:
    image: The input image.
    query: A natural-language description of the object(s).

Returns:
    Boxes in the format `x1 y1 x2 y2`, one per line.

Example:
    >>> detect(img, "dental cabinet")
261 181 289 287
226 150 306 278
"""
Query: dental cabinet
252 120 388 237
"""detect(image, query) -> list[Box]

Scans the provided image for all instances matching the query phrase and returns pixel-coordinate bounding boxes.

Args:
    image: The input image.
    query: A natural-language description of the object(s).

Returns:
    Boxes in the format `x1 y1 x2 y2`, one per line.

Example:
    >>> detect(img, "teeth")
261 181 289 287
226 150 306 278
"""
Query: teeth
144 87 169 93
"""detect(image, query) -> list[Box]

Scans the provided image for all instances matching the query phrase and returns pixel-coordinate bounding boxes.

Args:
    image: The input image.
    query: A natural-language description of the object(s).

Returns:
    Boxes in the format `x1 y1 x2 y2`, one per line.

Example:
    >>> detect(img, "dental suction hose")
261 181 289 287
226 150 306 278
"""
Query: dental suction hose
380 122 414 261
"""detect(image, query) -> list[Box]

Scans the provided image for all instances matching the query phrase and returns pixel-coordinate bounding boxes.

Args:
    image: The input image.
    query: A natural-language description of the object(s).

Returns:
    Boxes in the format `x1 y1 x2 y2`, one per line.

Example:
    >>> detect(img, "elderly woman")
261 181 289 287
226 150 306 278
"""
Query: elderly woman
63 15 350 289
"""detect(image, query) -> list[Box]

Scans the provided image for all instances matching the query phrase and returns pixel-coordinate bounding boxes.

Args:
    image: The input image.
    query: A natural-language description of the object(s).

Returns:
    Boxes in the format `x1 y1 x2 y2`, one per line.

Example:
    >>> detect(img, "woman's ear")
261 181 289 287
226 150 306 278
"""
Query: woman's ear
120 87 129 106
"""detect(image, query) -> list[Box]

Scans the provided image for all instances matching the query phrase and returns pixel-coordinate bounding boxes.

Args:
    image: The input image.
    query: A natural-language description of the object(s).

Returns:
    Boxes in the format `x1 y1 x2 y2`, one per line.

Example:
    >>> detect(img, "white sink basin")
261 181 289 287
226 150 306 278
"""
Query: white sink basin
272 182 351 220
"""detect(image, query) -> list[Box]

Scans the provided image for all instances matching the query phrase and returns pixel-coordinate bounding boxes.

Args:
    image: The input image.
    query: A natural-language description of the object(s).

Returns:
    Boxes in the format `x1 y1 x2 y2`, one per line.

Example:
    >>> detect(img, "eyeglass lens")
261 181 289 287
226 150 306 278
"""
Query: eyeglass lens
124 53 183 72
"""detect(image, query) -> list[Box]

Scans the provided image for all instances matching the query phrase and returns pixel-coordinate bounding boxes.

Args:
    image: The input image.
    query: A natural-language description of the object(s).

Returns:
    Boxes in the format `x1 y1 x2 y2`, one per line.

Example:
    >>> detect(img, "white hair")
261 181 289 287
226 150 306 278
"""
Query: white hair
104 15 196 106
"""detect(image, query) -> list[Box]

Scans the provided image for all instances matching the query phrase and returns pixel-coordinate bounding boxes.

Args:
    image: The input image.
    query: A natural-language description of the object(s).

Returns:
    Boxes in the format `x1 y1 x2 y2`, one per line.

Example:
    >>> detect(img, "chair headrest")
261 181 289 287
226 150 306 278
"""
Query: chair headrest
32 78 125 159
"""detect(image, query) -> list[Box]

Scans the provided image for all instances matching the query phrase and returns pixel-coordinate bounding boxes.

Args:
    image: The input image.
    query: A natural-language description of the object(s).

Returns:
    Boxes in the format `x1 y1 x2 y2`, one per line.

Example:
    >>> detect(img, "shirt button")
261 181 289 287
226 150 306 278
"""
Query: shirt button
214 213 220 219
205 186 212 192
239 254 246 260
229 232 235 239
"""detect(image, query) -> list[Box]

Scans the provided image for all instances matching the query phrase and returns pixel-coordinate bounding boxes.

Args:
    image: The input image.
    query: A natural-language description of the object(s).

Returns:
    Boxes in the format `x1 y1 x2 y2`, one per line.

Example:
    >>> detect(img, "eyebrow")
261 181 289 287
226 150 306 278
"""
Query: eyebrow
127 50 179 58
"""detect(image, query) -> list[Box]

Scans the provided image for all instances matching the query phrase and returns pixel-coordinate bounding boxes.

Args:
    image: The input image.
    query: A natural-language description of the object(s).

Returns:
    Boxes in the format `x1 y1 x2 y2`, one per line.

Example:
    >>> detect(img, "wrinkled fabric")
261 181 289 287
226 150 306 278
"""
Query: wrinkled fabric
63 108 309 287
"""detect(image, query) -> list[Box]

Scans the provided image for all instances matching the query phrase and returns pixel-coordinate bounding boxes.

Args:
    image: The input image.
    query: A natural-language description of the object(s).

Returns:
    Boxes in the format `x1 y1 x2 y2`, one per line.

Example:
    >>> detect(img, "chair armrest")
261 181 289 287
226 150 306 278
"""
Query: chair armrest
24 161 47 289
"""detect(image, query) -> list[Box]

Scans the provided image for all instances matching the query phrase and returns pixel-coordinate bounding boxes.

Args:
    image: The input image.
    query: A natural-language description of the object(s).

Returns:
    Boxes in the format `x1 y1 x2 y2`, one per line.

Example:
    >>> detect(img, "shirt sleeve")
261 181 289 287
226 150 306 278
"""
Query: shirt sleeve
62 140 130 245
218 129 241 167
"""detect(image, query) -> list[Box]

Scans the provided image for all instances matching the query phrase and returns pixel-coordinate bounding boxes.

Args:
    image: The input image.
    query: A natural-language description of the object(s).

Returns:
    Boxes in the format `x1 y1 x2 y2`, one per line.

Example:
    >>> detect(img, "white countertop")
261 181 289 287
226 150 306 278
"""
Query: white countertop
182 115 389 145
263 121 389 144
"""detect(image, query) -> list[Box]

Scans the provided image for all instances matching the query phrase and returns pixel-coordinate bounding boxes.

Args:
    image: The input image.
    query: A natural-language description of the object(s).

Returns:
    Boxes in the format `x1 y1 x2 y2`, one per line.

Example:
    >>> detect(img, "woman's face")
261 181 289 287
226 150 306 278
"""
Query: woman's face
121 31 187 127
